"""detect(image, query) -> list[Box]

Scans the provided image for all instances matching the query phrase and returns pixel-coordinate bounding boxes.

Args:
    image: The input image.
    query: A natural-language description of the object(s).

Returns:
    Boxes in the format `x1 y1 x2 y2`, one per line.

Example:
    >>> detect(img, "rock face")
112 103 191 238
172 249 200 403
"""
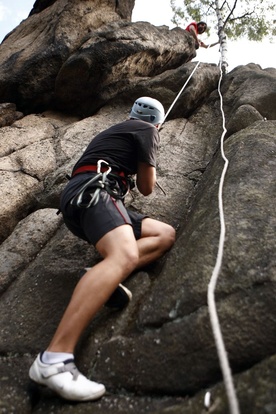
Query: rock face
0 1 276 413
0 0 193 116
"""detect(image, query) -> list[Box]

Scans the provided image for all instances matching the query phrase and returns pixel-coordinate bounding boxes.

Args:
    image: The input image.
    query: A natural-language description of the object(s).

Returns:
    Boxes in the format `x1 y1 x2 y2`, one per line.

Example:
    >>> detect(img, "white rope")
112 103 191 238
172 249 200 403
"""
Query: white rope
158 43 239 413
160 60 201 128
207 61 240 414
160 43 214 128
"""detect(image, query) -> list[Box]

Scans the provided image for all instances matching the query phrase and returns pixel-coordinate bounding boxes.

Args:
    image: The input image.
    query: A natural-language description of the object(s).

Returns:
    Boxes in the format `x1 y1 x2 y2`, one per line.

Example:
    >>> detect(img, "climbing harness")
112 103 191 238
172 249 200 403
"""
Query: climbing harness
70 159 131 209
158 49 240 414
70 159 111 208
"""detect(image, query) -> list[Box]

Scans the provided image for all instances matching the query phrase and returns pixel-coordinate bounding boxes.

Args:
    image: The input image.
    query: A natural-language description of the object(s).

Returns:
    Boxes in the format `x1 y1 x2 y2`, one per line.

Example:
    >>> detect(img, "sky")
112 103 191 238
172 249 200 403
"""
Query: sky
0 0 275 71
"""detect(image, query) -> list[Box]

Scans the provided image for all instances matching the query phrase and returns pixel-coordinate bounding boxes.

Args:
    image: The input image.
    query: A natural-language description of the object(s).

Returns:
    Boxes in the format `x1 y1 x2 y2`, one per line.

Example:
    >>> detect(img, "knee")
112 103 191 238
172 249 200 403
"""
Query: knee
164 224 176 250
120 248 139 274
158 224 175 252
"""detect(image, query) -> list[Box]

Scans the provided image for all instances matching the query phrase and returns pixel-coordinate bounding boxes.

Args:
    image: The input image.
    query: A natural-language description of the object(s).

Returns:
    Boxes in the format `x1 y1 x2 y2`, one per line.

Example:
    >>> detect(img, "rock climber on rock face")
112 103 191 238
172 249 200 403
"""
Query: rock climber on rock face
29 96 176 402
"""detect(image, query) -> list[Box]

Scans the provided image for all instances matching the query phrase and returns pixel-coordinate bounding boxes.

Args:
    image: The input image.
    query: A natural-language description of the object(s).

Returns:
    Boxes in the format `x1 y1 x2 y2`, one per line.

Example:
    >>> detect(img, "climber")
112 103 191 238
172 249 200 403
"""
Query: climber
185 21 219 49
28 96 176 402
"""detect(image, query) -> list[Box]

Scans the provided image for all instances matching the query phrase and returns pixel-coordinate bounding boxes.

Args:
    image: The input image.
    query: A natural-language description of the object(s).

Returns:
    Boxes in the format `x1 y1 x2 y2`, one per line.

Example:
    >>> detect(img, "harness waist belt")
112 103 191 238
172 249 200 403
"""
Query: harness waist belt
72 165 126 178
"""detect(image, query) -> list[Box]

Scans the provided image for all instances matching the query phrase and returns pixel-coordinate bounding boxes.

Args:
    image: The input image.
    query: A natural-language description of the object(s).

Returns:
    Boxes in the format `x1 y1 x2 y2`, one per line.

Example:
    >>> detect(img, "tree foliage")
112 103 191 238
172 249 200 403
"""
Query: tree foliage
170 0 276 42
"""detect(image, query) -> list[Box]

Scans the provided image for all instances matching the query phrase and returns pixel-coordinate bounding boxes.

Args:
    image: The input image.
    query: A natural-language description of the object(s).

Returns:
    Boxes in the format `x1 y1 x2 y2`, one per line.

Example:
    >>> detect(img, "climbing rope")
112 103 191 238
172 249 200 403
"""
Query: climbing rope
160 60 201 127
206 61 240 414
160 42 212 127
159 51 240 413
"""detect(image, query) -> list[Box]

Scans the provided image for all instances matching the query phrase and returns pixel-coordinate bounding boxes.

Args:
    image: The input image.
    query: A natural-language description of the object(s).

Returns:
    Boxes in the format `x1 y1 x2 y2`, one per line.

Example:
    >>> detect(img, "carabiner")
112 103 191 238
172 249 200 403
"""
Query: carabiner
97 159 111 175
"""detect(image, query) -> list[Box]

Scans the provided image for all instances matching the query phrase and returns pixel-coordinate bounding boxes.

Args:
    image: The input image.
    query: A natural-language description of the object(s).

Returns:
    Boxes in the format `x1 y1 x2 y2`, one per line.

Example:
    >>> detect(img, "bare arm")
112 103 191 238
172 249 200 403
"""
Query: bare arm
136 162 156 196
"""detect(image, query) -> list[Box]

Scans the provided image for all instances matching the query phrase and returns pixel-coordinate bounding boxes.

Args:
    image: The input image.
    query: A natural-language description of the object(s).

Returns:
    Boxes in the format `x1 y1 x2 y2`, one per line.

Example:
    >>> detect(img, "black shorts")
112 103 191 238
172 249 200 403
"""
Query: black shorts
61 189 147 246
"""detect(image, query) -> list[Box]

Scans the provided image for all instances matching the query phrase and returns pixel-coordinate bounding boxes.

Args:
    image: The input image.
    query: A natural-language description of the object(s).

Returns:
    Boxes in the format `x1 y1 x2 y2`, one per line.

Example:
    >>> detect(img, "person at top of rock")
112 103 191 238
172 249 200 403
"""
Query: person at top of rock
185 21 219 49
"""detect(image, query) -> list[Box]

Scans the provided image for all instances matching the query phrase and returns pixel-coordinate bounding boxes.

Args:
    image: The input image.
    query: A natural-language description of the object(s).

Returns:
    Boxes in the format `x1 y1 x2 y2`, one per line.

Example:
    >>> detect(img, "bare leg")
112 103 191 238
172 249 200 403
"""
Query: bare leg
47 224 139 353
137 218 175 268
46 219 175 354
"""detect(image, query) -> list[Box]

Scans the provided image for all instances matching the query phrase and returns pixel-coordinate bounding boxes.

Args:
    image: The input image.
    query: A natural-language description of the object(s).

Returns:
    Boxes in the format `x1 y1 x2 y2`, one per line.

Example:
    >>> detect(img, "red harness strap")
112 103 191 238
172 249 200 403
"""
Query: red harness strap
72 165 126 178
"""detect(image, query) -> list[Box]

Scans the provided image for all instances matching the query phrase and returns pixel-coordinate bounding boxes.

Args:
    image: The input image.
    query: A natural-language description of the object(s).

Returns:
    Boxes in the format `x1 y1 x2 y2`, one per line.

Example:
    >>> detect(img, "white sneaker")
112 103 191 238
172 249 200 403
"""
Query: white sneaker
29 353 106 401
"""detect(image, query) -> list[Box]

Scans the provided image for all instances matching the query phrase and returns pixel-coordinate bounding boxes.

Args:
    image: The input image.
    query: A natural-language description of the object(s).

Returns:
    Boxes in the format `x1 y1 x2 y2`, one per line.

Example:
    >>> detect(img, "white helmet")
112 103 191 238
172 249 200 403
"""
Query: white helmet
129 97 165 125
